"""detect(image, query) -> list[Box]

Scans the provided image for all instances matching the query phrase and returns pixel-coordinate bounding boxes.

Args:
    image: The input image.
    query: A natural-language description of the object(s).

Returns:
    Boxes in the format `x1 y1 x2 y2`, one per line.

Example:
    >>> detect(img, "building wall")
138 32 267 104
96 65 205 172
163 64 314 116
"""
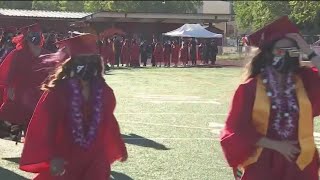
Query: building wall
0 17 78 33
197 1 235 37
197 1 232 14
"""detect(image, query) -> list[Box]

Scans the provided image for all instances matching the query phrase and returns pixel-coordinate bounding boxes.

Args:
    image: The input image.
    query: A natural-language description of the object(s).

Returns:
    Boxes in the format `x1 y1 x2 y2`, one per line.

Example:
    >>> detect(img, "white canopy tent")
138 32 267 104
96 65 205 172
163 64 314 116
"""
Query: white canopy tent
163 24 223 38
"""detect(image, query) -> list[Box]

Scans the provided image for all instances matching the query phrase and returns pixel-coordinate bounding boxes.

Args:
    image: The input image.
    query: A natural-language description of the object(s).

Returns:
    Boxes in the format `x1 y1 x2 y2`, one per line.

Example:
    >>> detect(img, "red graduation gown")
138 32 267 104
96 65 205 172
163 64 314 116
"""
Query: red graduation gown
0 47 65 125
101 44 110 64
101 43 115 65
108 43 115 65
179 46 188 64
19 78 127 180
163 44 171 64
153 45 164 63
171 44 180 64
130 44 140 66
220 67 320 180
0 47 47 124
121 44 130 65
0 47 15 108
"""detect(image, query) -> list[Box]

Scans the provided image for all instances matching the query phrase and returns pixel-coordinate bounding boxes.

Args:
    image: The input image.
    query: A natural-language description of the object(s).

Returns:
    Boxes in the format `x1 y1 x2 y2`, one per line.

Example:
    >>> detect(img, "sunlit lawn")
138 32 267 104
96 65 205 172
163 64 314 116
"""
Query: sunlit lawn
0 66 319 180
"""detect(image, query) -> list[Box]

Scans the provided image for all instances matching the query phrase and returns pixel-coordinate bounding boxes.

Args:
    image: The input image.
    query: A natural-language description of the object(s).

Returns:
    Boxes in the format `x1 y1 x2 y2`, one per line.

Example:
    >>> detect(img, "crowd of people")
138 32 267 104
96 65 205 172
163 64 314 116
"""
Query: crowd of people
99 36 219 68
0 28 220 70
1 15 320 180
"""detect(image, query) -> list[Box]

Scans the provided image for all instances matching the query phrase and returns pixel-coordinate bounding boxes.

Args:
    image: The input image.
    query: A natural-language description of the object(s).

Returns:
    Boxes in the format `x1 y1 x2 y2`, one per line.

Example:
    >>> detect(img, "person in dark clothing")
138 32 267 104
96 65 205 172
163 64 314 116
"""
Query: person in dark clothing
140 40 148 66
210 40 218 65
204 39 211 64
163 40 171 67
43 33 58 53
198 41 204 64
150 38 157 67
0 31 15 63
190 37 197 66
113 35 122 67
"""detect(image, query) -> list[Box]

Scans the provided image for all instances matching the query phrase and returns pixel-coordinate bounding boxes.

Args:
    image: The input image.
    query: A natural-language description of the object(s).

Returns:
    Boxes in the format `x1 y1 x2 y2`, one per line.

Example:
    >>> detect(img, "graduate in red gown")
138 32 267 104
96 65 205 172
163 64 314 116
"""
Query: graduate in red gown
153 42 164 67
220 16 320 180
130 39 140 67
0 27 17 109
101 37 110 66
179 42 188 67
0 23 46 126
101 37 115 70
171 40 180 67
121 39 130 67
108 38 115 67
19 33 128 180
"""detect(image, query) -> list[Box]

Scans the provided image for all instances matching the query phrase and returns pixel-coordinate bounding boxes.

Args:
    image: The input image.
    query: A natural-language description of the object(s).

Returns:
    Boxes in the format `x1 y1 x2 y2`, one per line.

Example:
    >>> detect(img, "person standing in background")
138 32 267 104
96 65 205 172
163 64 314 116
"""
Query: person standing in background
140 40 148 67
190 37 197 66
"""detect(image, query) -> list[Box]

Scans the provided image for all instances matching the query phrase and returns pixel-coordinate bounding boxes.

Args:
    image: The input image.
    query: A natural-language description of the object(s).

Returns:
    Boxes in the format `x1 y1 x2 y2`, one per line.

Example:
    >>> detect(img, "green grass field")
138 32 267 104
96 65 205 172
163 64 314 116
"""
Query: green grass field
0 67 319 180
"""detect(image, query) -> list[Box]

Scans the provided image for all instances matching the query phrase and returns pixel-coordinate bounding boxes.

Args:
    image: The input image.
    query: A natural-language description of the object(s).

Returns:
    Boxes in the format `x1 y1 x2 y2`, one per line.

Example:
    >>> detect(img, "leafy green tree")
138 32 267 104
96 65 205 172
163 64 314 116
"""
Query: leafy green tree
0 1 33 9
85 1 202 13
59 1 85 12
233 1 320 35
32 1 61 11
234 1 290 31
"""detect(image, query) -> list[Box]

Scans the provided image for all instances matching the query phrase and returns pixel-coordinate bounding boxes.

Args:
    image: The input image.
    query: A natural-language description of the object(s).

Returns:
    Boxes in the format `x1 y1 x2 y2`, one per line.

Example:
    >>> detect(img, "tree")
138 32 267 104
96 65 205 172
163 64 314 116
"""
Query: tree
289 1 320 24
59 1 85 12
233 1 320 35
84 1 202 13
0 1 33 9
234 1 290 32
83 1 109 12
32 1 61 11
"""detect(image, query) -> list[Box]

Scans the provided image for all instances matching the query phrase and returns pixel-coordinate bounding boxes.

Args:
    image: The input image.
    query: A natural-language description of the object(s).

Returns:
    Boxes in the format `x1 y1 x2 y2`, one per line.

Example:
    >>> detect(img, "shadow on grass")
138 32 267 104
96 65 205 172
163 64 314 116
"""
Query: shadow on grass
2 157 20 164
122 133 170 150
110 171 133 180
0 167 28 180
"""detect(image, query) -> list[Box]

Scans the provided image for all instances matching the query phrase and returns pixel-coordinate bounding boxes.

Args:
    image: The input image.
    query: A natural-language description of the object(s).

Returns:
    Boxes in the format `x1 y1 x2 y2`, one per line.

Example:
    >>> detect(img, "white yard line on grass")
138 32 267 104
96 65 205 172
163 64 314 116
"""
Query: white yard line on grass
123 137 218 140
148 100 221 104
115 112 228 116
133 94 222 104
135 94 201 99
118 121 212 130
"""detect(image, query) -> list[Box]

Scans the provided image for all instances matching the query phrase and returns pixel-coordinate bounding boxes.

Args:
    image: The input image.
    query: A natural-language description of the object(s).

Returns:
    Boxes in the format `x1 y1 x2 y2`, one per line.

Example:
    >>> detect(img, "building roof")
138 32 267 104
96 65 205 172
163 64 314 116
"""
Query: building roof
0 8 91 19
83 11 233 24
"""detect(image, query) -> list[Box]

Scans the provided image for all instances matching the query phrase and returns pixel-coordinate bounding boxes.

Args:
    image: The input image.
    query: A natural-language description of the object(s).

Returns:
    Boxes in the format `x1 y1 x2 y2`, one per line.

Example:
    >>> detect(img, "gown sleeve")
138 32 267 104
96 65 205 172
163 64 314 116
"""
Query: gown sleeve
220 79 263 167
103 85 128 165
0 49 18 86
19 84 64 173
298 66 320 117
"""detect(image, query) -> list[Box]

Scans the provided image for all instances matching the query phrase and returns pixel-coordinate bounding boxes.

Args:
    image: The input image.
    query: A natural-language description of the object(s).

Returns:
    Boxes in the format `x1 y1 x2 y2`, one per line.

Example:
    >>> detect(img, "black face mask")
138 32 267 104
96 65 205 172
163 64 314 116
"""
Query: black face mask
271 52 299 74
72 63 98 81
26 32 41 46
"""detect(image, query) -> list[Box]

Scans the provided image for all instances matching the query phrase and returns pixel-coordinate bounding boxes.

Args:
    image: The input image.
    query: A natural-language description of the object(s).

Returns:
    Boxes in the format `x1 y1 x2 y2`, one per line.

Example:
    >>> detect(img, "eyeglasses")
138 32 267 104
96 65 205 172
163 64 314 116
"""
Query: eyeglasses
273 47 300 57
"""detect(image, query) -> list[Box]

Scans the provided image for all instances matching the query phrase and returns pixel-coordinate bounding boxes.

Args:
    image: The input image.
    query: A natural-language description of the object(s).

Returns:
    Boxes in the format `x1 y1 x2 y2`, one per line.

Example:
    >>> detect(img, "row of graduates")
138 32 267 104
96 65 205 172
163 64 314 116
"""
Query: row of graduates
99 36 219 68
0 23 127 179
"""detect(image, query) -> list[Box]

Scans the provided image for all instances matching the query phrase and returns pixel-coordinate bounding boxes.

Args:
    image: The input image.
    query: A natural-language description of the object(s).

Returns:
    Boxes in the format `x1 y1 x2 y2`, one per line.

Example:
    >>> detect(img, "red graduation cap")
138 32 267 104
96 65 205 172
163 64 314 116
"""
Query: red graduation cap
2 26 17 34
247 16 300 48
19 23 42 36
54 33 99 56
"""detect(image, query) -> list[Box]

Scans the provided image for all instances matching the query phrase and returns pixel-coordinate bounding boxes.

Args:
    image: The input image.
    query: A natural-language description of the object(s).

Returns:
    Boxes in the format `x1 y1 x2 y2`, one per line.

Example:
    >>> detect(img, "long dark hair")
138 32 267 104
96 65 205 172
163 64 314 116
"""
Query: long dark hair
243 37 300 81
41 54 104 91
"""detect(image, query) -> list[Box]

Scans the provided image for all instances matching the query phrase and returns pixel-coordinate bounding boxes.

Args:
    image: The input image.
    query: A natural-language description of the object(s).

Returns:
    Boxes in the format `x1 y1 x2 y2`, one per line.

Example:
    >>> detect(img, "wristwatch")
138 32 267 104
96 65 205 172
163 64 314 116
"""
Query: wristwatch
308 51 318 60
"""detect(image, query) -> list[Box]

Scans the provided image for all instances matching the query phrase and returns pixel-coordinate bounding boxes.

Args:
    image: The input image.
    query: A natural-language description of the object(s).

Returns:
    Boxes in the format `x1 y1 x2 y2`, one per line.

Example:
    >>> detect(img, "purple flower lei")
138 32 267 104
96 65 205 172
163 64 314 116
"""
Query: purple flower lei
68 78 104 149
261 66 299 139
